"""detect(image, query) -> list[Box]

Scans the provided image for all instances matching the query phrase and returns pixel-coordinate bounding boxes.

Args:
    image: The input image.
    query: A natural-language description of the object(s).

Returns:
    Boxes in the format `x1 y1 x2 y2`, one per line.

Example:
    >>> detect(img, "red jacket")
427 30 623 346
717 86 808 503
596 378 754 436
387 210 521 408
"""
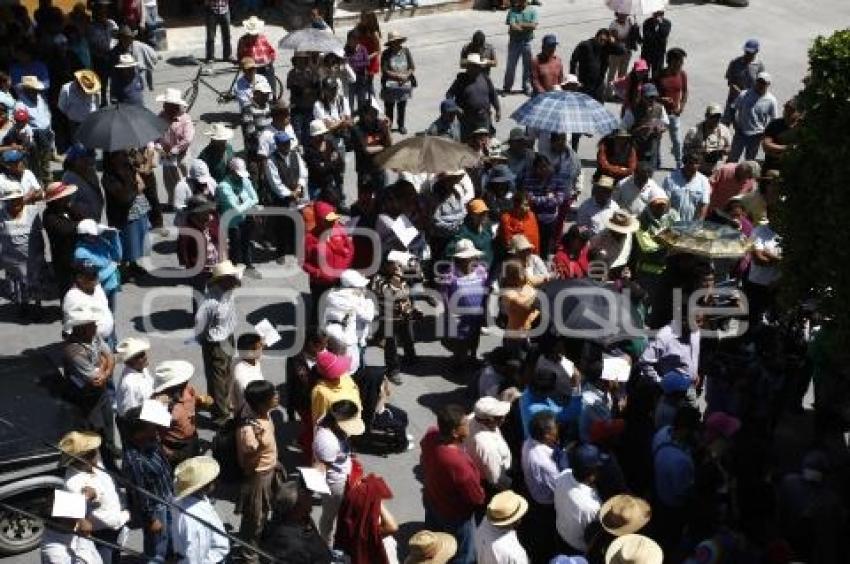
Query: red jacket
420 427 484 521
302 224 354 285
553 245 590 279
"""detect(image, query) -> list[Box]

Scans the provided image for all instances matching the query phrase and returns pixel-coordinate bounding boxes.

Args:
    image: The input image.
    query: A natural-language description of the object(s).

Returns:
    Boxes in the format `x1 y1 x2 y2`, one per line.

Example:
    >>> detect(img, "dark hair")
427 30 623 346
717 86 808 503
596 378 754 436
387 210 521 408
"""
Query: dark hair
529 410 556 442
244 380 276 411
682 151 703 165
436 404 468 439
666 47 687 61
530 367 557 394
595 28 610 39
635 162 654 177
532 153 551 168
237 332 263 353
472 30 485 43
123 406 154 436
319 399 361 440
72 261 99 278
673 405 701 431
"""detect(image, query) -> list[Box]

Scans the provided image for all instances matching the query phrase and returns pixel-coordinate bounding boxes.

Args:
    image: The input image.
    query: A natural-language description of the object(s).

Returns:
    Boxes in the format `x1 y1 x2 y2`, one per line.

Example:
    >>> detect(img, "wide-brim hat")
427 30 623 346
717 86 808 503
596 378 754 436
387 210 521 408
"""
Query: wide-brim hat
386 30 407 45
599 495 651 536
174 456 220 499
243 16 265 35
404 531 457 564
605 534 663 564
17 75 45 91
58 430 102 457
310 119 329 137
336 412 366 437
156 87 189 107
153 360 195 393
210 260 245 282
44 181 78 203
606 211 639 234
115 54 139 68
116 336 151 362
486 490 529 527
474 396 511 418
63 304 99 332
453 238 483 259
508 234 534 254
74 70 101 95
203 122 234 141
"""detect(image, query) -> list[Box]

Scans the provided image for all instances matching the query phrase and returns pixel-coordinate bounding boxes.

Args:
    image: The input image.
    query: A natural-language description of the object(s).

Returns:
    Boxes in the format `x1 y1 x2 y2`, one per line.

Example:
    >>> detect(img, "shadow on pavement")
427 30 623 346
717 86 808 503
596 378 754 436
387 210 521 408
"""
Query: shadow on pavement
131 308 194 333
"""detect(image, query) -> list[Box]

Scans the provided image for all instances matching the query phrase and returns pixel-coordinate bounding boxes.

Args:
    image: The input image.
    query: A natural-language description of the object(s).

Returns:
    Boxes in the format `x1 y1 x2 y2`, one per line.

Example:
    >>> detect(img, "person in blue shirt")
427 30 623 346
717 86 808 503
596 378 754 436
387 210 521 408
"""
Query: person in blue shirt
216 157 260 277
519 362 581 439
74 219 122 315
110 55 146 106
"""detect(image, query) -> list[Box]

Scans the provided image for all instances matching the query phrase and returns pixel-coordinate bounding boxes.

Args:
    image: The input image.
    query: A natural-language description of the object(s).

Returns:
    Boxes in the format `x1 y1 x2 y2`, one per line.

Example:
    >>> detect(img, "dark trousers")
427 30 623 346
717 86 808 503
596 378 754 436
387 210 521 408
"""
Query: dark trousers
538 221 556 259
308 281 333 327
142 505 172 562
92 527 122 564
141 171 162 229
268 195 296 257
385 319 416 375
384 101 407 130
205 9 232 61
518 500 558 562
228 220 254 268
201 337 234 420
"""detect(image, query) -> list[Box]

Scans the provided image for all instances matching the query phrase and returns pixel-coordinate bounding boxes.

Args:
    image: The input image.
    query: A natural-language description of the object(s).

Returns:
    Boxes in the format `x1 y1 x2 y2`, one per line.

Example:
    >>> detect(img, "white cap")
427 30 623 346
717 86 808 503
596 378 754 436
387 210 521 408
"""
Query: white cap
310 119 329 137
152 360 195 393
756 71 772 83
76 219 99 236
188 159 216 187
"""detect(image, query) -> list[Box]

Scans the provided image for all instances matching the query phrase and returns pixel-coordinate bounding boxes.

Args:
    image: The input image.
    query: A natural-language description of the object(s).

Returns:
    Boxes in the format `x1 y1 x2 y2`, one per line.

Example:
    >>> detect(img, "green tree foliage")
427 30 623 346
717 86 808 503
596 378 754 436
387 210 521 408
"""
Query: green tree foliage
777 29 850 360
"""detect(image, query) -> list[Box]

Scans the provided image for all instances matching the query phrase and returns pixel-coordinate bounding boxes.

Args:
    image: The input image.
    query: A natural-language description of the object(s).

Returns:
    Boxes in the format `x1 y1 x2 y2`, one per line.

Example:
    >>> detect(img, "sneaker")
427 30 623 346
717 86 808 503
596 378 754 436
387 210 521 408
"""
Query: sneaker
244 266 263 279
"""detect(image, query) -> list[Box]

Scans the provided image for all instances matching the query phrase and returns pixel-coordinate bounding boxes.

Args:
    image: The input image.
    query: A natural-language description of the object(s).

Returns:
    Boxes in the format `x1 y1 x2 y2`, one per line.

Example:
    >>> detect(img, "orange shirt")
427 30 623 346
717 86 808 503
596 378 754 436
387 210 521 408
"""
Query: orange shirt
501 283 540 332
499 210 540 255
236 407 278 474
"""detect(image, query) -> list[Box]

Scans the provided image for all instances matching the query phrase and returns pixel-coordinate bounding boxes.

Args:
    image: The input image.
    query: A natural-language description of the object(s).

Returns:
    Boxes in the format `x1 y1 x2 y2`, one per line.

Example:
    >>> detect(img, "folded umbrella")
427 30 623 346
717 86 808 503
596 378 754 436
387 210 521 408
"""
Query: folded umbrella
372 135 480 174
655 221 753 259
278 28 345 53
511 91 620 136
75 104 168 152
605 0 668 16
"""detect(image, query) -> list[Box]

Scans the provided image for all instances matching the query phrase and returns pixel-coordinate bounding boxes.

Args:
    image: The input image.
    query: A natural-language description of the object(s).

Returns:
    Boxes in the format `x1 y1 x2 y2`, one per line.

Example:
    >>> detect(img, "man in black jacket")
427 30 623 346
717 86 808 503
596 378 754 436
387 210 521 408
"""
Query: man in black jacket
569 28 626 102
641 10 672 78
447 54 501 142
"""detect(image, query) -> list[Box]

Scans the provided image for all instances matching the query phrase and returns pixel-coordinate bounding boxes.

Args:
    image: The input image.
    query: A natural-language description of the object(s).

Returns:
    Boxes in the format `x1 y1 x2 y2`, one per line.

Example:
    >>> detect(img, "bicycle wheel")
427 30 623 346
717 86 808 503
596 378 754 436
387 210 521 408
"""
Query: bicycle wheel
272 76 285 103
183 82 200 112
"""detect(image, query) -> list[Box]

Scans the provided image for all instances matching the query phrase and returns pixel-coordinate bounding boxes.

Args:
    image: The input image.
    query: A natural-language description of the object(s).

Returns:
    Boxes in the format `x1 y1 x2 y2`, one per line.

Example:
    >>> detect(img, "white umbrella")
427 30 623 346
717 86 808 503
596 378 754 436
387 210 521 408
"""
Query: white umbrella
605 0 667 16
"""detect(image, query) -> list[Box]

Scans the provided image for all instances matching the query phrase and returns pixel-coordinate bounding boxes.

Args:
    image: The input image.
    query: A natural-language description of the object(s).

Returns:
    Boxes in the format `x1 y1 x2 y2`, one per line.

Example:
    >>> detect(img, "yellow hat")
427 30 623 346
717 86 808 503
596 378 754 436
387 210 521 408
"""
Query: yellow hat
486 490 529 527
404 530 457 564
174 456 220 499
58 431 102 457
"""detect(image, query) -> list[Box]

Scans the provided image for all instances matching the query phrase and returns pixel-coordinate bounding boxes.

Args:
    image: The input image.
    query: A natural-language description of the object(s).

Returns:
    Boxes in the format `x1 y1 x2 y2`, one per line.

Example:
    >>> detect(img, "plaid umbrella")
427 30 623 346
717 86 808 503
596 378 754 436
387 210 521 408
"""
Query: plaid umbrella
511 91 620 136
278 28 344 53
605 0 667 16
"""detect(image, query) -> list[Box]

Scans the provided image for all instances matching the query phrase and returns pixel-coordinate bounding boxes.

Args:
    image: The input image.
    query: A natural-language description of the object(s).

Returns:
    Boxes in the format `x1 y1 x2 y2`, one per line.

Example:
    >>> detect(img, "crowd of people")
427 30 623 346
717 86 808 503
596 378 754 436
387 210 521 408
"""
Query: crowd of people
0 1 841 564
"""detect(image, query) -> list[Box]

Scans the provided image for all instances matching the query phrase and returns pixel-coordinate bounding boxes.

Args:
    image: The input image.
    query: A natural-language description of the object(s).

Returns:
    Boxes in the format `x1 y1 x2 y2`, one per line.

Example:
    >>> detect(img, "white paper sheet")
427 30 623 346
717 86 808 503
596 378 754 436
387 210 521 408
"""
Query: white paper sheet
297 466 331 495
254 319 282 347
140 399 173 428
52 489 87 519
601 355 632 382
390 215 419 247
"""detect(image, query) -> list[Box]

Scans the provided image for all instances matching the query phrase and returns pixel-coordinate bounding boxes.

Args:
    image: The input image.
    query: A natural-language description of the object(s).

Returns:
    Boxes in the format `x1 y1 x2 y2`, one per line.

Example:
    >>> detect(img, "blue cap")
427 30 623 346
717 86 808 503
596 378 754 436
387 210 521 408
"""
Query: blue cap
65 143 95 162
1 149 25 163
550 557 589 564
641 83 659 98
572 444 607 473
440 99 460 114
744 38 760 53
661 370 691 394
488 164 515 184
273 131 293 144
543 34 558 47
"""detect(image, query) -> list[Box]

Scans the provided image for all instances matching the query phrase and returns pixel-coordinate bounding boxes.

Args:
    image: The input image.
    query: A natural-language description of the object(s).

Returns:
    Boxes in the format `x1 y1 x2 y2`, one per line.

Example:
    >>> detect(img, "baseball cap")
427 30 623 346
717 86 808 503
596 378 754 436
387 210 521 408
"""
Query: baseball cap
13 107 29 123
756 71 772 83
660 370 691 394
440 99 460 114
744 38 760 53
641 83 659 98
274 130 293 144
633 58 649 72
467 198 489 215
542 34 558 47
1 149 25 163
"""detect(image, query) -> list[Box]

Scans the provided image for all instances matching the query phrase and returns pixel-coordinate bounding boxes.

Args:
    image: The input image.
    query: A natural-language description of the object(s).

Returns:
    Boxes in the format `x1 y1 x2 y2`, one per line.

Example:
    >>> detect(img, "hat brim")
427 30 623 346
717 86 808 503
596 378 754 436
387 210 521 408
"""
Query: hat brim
45 185 79 203
599 496 651 536
211 264 246 281
454 250 483 259
337 416 365 437
385 36 407 45
204 129 234 141
153 371 193 394
606 220 639 234
60 435 102 458
0 192 25 201
403 532 458 564
19 81 45 91
488 496 529 527
174 461 220 500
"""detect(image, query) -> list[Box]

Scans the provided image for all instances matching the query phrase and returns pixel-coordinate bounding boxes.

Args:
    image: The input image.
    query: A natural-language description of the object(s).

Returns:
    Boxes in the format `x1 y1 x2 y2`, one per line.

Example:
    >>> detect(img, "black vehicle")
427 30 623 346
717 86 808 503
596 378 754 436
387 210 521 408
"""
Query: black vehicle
0 354 86 556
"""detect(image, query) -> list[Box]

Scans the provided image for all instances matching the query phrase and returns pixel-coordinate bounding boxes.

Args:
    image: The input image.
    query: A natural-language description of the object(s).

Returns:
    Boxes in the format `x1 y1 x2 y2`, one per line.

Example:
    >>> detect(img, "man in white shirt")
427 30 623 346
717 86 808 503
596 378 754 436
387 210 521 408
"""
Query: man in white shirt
614 163 665 216
41 490 103 564
520 410 564 561
171 456 230 564
475 490 530 564
746 213 781 325
62 263 115 344
554 444 604 552
228 332 266 412
576 175 620 236
58 71 102 132
465 397 513 492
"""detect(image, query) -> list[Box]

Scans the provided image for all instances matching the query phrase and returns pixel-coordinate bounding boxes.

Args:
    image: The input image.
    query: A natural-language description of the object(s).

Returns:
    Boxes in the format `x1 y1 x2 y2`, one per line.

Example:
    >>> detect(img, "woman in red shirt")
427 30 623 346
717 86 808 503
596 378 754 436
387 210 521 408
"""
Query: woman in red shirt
553 224 590 279
656 47 689 169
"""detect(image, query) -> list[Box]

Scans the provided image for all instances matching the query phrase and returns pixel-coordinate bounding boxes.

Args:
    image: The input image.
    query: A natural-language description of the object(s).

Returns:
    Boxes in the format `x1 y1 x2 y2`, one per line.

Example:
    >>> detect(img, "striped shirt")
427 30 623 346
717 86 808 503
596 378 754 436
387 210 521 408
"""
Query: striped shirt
123 443 173 524
523 174 568 225
241 102 272 153
195 286 238 343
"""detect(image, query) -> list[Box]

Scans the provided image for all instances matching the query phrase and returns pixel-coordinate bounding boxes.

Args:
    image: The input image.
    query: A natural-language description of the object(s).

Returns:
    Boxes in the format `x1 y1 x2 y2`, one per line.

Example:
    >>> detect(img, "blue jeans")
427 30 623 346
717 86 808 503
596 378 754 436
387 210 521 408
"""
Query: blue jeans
142 506 172 563
668 113 683 167
503 38 532 93
424 504 475 564
728 131 762 162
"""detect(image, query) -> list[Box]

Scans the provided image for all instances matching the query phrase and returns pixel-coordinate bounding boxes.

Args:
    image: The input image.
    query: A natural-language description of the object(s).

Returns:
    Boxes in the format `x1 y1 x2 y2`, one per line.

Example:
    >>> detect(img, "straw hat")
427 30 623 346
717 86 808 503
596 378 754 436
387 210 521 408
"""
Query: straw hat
210 259 245 282
453 238 483 259
385 30 407 45
605 534 663 564
203 122 234 141
404 530 457 564
116 337 151 363
156 87 189 107
152 360 195 394
474 396 511 418
240 56 257 70
605 211 640 235
486 490 529 527
243 16 265 35
44 181 78 203
115 54 139 68
310 119 329 137
63 304 99 333
18 75 45 91
507 234 534 254
74 70 101 95
599 495 651 536
174 456 220 500
334 408 366 437
58 430 102 457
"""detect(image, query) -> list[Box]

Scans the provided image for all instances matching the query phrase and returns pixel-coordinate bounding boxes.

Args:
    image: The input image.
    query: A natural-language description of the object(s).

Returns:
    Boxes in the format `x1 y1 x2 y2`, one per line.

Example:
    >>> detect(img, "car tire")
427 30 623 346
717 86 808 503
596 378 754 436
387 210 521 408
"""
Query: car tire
0 492 50 556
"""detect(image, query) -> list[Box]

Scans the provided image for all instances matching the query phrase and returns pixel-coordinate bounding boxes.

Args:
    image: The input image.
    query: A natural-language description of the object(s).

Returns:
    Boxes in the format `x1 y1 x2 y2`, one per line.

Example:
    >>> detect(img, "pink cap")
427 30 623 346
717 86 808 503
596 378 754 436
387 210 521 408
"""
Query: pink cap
633 58 649 72
704 411 741 442
316 350 351 381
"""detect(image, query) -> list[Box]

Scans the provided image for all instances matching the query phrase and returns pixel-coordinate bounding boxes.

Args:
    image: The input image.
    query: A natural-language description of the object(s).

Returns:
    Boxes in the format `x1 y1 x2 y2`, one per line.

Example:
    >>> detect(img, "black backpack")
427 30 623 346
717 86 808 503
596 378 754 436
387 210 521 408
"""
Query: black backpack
211 415 252 483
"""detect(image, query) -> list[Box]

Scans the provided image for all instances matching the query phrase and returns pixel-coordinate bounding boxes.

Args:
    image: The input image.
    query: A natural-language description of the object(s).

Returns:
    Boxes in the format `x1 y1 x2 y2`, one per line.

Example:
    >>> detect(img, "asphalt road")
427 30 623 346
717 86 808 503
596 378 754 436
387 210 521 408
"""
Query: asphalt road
1 0 847 561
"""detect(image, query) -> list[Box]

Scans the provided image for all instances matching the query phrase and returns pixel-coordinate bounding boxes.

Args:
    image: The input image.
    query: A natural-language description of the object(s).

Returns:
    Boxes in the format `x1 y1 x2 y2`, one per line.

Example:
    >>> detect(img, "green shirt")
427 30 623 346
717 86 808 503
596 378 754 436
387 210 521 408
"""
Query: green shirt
506 6 538 43
198 143 234 183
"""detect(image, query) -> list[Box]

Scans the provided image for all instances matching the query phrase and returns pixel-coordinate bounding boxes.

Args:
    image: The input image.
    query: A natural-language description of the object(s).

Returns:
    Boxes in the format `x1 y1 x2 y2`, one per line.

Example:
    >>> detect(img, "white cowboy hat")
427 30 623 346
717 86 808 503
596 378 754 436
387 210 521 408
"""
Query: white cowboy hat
340 269 369 289
453 238 483 259
44 181 79 203
174 456 221 499
242 16 265 35
63 304 99 333
116 337 151 363
474 396 511 418
203 122 234 141
385 30 407 45
309 119 329 137
156 87 189 107
153 360 195 393
18 75 45 91
115 54 139 68
507 234 534 254
210 259 245 281
605 210 640 235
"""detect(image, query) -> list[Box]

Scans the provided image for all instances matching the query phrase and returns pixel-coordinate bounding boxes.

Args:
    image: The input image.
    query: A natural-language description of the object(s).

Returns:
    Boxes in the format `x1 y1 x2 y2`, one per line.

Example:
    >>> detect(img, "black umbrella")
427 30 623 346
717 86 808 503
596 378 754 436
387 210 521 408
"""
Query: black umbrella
75 104 168 151
539 278 644 346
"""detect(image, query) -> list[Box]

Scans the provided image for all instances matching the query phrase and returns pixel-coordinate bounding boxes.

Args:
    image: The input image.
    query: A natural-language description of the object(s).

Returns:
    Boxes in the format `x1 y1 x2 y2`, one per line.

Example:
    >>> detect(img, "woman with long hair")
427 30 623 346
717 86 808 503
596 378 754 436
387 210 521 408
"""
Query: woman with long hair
357 11 382 99
101 150 151 281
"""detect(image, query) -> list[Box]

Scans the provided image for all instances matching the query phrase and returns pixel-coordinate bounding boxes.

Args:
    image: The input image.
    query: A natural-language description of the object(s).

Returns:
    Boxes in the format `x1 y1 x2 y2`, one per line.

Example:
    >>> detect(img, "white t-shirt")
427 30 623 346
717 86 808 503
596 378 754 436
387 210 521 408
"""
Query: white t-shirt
475 518 529 564
228 359 265 412
748 223 781 286
62 285 114 340
116 366 154 416
554 469 601 551
313 426 352 486
614 176 665 216
64 467 129 531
